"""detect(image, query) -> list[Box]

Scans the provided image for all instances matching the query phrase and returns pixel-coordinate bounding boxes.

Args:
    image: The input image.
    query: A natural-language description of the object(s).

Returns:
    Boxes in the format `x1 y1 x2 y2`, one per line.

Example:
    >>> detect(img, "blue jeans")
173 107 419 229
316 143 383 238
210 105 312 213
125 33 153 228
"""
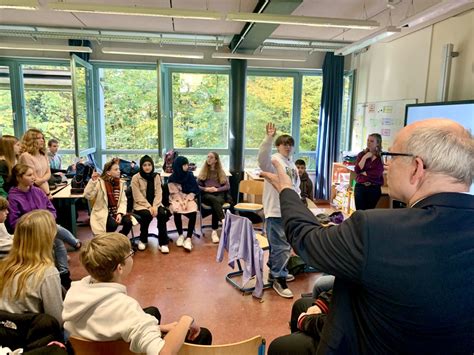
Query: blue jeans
56 225 79 247
312 275 335 298
53 237 68 274
266 217 291 278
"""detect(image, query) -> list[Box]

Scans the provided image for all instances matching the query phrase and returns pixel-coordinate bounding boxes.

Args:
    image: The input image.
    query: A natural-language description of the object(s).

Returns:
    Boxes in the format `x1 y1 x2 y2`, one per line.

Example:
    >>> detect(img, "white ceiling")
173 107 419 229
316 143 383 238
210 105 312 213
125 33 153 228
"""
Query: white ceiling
0 0 472 57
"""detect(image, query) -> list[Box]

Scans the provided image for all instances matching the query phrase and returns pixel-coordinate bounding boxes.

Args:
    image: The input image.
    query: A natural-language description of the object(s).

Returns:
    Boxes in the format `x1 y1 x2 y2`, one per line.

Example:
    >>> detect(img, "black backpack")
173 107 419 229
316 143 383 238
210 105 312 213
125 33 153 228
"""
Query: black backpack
71 162 94 194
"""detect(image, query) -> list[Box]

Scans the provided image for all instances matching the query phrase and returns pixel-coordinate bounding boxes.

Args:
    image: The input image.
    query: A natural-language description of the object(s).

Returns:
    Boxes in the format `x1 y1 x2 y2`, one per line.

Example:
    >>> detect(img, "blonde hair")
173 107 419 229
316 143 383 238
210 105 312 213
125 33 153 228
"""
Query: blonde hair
0 135 19 176
0 210 56 301
198 152 227 184
10 164 33 187
80 232 131 282
0 196 8 211
21 128 46 155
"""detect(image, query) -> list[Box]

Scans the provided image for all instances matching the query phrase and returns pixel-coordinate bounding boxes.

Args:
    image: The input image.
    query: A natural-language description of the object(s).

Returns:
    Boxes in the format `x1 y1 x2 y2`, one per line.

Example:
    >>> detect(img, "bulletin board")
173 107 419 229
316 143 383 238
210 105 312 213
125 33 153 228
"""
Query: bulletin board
351 99 417 152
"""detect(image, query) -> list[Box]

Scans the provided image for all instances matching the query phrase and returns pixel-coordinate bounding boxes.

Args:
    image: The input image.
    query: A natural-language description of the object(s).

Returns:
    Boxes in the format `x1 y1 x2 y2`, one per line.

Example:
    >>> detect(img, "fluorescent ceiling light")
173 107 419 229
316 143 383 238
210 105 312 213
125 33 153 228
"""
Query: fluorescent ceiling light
101 47 204 59
400 0 472 28
335 26 401 56
212 52 307 62
0 42 92 53
226 12 379 30
0 0 37 10
49 2 223 20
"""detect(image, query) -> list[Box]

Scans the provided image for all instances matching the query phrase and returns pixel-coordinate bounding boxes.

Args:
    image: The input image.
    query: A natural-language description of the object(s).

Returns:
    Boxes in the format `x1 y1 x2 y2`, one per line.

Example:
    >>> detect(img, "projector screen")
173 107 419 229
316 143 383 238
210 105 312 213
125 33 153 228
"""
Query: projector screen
405 100 474 194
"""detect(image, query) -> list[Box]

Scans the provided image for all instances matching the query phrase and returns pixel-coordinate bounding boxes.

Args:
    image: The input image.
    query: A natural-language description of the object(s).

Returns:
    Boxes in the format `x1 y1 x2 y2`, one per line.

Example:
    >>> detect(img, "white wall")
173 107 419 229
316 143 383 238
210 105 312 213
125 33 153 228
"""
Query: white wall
352 9 473 110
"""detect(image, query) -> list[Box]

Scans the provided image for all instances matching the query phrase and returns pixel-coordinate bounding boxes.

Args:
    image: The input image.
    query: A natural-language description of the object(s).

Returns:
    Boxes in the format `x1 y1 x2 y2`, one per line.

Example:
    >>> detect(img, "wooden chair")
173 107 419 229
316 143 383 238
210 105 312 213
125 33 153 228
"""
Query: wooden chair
178 335 265 355
69 336 143 355
233 180 264 232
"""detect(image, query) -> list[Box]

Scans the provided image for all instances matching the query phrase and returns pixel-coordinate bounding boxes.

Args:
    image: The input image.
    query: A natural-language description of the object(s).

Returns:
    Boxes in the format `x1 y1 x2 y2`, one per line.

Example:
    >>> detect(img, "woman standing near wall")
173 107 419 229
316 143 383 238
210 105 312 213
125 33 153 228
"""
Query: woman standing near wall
353 133 384 210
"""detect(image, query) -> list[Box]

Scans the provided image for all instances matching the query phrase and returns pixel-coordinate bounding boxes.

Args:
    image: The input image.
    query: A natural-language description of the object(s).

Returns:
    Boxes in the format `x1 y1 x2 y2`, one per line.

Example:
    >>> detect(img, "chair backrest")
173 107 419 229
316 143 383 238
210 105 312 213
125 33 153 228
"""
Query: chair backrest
238 180 263 202
69 336 142 355
178 335 265 355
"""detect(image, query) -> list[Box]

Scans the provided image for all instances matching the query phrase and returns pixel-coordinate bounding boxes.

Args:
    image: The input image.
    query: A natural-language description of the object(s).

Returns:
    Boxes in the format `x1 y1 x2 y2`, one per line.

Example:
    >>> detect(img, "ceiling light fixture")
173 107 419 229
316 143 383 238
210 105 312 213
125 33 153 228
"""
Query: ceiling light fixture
226 12 379 30
212 52 307 62
101 47 204 59
0 42 92 53
0 0 38 10
49 2 223 21
335 26 401 56
400 0 472 28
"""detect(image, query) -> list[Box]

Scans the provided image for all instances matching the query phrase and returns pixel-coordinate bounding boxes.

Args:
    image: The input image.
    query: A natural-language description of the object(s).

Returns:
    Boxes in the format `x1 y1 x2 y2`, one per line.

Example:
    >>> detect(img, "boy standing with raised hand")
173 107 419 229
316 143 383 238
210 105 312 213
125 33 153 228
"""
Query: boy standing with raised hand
258 122 300 298
63 232 212 354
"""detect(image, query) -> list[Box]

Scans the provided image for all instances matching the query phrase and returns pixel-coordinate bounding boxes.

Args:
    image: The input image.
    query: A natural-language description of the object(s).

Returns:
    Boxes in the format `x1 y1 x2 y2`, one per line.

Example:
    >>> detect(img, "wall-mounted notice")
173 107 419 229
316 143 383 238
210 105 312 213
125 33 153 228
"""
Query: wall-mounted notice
352 99 417 152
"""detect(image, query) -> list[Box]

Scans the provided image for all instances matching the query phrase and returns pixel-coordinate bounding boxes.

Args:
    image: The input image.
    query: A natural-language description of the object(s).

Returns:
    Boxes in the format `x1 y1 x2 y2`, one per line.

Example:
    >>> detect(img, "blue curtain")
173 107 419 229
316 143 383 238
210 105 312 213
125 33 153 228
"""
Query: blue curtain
314 52 344 200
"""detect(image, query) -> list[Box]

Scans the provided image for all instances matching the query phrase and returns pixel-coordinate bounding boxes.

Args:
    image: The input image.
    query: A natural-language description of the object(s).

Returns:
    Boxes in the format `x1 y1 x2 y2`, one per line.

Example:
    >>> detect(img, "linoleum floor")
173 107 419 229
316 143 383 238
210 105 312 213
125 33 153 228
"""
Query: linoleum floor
69 212 323 349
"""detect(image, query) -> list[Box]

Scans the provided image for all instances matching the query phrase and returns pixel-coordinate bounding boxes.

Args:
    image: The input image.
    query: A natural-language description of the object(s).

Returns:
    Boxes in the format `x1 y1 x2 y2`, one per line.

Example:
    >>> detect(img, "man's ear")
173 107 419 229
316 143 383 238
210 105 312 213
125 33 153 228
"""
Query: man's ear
409 157 426 185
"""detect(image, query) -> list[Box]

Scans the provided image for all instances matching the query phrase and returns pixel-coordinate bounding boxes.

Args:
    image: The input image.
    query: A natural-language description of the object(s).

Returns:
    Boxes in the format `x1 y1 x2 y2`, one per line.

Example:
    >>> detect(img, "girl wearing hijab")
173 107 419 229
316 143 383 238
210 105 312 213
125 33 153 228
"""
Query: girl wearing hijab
84 158 133 236
131 155 170 253
168 156 199 252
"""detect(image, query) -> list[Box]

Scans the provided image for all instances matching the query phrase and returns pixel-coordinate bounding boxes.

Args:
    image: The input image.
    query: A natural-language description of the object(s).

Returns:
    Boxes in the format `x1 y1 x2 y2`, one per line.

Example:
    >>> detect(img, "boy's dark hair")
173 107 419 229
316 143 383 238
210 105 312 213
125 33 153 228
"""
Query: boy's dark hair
275 134 295 147
295 159 306 166
47 139 59 147
0 196 8 211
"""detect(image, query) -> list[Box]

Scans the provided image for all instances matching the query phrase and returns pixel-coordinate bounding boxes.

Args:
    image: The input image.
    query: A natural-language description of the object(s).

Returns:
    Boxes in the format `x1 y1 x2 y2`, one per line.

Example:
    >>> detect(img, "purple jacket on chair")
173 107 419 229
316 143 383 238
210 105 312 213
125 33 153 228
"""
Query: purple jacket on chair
216 211 264 298
7 186 57 230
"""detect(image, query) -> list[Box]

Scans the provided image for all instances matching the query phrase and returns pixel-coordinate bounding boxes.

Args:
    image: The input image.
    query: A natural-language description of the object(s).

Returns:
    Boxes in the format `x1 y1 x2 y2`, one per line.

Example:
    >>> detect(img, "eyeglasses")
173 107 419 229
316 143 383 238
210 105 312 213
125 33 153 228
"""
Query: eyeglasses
381 152 414 164
124 249 135 261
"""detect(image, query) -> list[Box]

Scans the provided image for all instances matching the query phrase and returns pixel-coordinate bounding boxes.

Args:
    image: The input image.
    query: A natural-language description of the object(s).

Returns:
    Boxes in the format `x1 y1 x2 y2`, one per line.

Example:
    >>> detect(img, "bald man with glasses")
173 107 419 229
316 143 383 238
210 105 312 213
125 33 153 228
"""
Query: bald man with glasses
263 119 474 354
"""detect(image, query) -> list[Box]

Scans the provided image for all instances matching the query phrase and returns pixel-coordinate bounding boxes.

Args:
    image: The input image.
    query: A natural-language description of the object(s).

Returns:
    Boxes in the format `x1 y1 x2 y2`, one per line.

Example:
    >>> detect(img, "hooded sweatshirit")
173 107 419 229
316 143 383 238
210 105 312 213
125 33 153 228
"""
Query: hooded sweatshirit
62 276 165 355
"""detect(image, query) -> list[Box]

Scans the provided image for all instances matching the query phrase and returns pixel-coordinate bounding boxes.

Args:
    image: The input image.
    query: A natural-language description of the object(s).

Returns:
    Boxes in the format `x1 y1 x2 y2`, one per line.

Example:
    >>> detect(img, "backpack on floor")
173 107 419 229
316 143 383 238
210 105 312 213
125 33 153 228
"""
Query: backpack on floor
287 255 307 276
162 150 178 173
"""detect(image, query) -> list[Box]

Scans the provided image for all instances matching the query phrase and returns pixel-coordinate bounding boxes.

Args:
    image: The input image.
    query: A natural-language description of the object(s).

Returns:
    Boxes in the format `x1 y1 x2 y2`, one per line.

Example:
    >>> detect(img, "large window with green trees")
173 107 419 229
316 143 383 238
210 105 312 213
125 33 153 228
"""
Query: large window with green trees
171 71 229 149
99 67 158 150
0 66 14 136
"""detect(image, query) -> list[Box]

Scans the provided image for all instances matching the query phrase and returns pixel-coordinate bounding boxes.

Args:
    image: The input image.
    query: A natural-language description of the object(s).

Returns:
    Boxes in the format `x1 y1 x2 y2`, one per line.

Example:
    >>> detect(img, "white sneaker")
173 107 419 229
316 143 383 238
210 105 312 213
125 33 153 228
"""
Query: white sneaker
272 278 294 298
176 235 185 247
183 238 193 251
137 241 146 251
211 230 220 244
159 245 169 254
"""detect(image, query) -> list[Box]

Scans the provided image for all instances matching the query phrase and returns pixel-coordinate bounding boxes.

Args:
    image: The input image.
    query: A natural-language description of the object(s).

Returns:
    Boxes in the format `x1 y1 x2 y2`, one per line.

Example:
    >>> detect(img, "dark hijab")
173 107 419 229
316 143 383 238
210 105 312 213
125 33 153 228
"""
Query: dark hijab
168 156 199 195
139 155 156 205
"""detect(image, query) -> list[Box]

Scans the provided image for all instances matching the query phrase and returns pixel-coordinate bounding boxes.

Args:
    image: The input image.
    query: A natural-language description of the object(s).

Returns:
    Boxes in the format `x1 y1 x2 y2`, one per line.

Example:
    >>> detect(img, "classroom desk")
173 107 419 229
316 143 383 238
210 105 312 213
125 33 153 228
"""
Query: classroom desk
52 182 84 237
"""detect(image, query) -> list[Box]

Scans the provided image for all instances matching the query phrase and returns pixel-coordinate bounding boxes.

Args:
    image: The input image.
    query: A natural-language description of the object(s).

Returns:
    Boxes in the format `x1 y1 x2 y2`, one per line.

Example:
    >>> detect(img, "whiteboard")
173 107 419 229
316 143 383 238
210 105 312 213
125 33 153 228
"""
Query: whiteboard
351 99 417 152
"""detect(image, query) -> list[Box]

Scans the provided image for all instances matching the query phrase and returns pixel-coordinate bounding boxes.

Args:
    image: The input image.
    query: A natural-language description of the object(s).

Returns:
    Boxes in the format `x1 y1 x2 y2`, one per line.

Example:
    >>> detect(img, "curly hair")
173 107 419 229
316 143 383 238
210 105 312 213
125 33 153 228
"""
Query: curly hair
21 128 46 155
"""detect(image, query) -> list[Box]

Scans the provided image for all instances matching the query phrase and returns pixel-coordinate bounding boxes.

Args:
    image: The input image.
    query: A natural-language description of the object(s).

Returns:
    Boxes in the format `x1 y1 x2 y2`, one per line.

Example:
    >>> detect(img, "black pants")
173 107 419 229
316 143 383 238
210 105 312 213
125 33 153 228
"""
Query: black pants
354 184 381 210
134 207 170 245
173 212 197 239
269 298 319 354
201 192 227 230
143 307 212 345
106 214 133 236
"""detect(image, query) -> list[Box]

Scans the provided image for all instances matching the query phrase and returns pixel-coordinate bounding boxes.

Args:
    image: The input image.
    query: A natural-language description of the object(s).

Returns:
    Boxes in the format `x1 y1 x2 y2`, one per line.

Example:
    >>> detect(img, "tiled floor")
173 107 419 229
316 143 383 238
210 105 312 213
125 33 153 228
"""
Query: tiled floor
69 211 323 348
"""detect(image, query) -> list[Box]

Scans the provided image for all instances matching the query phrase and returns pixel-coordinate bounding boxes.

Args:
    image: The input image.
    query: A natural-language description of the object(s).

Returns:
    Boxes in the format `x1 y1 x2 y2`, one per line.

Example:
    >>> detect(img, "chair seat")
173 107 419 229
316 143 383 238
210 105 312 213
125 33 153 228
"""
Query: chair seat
202 202 231 210
234 203 263 211
255 233 269 250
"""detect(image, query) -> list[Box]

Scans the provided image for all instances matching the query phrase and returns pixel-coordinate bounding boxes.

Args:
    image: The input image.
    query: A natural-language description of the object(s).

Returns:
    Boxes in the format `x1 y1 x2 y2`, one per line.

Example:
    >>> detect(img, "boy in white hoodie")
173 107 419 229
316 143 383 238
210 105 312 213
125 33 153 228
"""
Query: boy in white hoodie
62 232 211 354
258 122 300 299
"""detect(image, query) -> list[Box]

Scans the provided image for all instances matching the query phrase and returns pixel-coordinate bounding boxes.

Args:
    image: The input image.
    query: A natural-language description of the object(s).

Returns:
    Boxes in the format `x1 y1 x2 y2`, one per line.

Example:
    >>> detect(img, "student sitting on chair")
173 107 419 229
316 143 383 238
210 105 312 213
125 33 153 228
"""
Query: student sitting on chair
131 155 170 253
0 210 63 326
168 156 199 252
197 151 232 244
63 232 212 354
84 158 133 236
7 164 81 289
295 159 314 206
0 196 13 259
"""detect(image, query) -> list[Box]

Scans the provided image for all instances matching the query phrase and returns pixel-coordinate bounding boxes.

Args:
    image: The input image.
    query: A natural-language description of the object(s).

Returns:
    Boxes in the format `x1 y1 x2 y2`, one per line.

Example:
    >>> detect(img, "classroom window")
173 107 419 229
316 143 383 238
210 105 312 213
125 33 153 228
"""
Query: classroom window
340 72 354 156
300 75 322 153
100 68 159 150
0 66 14 135
23 64 75 149
245 75 294 149
171 72 229 149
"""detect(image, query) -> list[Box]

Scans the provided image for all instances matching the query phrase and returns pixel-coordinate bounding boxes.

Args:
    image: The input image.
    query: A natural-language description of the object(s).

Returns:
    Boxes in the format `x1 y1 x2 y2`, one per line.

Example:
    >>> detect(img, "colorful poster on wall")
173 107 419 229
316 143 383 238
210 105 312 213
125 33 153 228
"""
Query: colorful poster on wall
352 99 417 152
